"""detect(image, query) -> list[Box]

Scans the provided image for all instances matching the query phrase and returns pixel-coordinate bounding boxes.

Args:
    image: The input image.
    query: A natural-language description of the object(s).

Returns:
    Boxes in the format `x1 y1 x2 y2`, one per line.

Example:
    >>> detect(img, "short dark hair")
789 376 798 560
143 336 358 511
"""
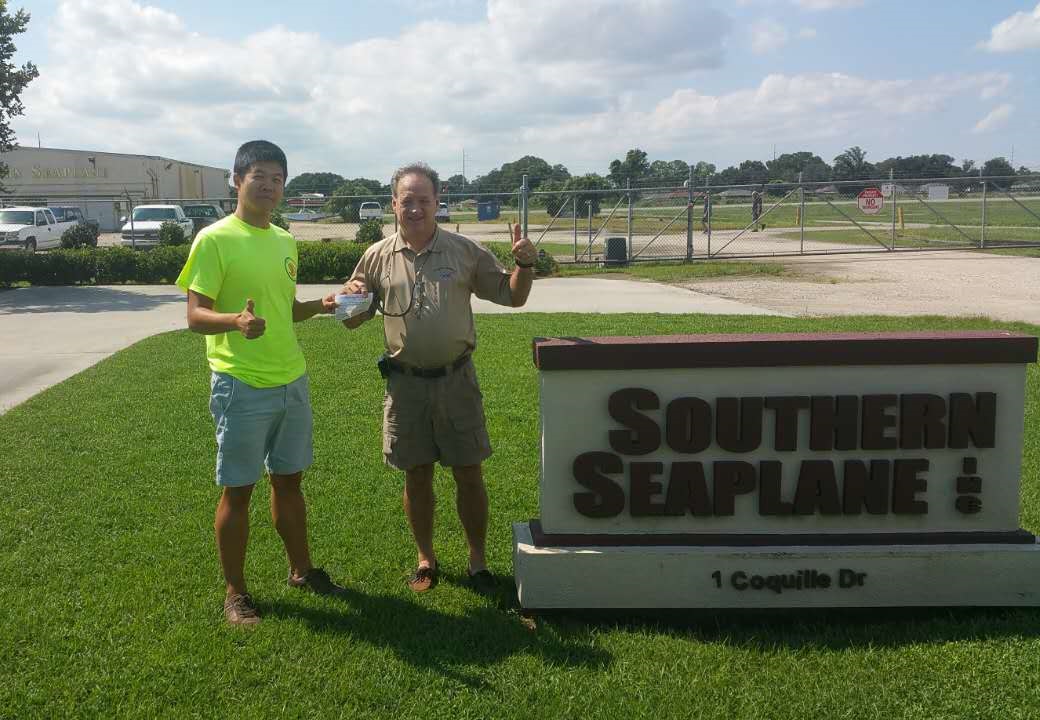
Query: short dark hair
391 162 440 197
234 140 287 178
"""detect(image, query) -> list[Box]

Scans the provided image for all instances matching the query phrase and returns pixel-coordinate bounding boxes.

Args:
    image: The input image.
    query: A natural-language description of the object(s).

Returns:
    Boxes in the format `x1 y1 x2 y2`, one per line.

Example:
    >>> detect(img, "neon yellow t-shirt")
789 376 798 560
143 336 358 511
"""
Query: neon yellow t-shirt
175 214 305 388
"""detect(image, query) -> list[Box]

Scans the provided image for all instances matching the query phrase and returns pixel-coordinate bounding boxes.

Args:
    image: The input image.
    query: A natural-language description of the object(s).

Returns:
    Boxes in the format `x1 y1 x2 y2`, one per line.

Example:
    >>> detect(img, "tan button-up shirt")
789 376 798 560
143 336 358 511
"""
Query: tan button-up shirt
348 227 514 368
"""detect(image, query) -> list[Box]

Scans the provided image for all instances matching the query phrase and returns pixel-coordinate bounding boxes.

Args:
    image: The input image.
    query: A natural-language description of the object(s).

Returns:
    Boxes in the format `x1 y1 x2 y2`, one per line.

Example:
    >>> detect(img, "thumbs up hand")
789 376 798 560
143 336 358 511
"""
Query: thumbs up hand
236 298 266 339
511 223 537 268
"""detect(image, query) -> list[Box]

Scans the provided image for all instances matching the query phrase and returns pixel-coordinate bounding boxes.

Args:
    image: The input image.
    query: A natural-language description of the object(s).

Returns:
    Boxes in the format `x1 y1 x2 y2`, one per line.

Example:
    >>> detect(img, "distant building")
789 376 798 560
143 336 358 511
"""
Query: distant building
0 146 231 230
287 193 326 208
718 188 754 199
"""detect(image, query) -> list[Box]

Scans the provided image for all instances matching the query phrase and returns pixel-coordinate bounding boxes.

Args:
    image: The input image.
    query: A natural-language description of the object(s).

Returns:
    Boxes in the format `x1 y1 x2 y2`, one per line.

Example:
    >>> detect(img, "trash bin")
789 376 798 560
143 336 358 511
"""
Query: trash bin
477 201 500 221
605 237 628 266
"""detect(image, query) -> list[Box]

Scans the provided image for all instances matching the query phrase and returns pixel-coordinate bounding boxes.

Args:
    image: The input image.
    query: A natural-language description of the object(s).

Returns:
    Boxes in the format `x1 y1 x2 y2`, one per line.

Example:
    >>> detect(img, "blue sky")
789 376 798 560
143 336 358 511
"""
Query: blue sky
10 0 1040 181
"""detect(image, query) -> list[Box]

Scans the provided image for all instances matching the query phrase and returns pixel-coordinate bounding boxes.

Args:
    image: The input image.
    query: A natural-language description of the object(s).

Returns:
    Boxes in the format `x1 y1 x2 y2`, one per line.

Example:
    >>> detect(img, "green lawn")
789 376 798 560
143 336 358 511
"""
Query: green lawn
3 314 1040 718
556 261 784 281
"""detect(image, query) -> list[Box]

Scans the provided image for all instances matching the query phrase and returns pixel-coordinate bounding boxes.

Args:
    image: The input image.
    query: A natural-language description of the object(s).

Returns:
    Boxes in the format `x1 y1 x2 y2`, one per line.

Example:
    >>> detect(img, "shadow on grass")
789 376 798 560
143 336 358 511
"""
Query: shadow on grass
260 583 612 687
531 605 1040 650
0 286 184 314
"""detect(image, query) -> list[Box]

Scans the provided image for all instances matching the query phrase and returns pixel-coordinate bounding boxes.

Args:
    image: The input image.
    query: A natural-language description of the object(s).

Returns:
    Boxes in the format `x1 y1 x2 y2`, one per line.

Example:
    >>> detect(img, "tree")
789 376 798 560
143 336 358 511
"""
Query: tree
874 154 959 179
544 174 610 216
832 146 875 181
961 159 976 175
981 157 1015 189
736 160 769 186
444 174 468 195
472 156 568 195
692 161 716 180
766 151 831 183
325 180 381 221
0 2 39 190
607 148 650 187
285 172 345 197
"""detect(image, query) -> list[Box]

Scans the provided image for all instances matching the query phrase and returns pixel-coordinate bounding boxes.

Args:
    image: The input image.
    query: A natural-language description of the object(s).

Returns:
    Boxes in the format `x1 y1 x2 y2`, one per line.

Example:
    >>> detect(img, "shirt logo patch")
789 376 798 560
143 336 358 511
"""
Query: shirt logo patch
284 257 297 281
432 266 456 282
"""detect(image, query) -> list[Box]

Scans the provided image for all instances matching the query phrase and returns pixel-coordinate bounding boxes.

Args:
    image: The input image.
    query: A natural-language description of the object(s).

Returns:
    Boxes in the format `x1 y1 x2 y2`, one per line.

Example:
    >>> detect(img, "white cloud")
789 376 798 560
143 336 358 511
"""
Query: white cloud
614 72 1014 152
972 104 1014 134
10 0 1019 180
794 0 864 9
18 0 733 178
750 20 790 54
979 2 1040 52
798 27 818 39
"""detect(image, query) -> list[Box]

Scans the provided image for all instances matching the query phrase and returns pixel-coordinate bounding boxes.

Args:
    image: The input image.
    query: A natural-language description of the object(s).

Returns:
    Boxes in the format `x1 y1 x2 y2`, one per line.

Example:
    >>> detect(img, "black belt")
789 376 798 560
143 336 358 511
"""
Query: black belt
387 354 470 379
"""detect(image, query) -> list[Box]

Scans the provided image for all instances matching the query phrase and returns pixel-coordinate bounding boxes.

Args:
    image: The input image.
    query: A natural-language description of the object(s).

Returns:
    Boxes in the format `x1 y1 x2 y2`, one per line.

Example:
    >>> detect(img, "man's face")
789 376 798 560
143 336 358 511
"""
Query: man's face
234 160 285 214
393 172 438 239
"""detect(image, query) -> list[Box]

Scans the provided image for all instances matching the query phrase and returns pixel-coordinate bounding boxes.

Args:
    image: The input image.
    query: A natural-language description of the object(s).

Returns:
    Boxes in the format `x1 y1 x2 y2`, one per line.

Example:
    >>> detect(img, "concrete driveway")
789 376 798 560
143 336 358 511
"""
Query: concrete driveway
0 279 778 413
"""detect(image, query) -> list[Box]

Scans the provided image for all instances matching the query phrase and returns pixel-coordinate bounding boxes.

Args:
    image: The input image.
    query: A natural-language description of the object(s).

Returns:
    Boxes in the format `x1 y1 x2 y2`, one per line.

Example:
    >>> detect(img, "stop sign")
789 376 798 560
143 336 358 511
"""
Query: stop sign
858 187 884 215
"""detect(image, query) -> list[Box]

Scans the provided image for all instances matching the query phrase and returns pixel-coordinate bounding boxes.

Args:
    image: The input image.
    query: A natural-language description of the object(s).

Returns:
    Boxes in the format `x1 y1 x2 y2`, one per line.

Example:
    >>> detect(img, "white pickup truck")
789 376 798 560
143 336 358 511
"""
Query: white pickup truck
0 206 77 252
120 205 195 248
358 201 382 221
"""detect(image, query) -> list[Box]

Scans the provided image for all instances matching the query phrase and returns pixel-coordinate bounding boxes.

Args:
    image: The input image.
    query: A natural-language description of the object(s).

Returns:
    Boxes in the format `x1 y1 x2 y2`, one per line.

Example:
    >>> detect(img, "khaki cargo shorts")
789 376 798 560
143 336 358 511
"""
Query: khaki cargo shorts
382 360 492 470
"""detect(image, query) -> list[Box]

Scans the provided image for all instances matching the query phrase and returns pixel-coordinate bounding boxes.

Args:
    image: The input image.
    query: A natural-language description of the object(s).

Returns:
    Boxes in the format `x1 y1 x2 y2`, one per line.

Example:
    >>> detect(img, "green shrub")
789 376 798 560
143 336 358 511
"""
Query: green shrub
4 242 365 286
355 219 383 244
338 204 360 223
296 241 365 283
158 221 187 246
25 249 97 285
534 249 559 276
136 245 189 283
270 208 290 231
0 249 30 286
95 246 139 284
486 242 558 277
60 224 98 249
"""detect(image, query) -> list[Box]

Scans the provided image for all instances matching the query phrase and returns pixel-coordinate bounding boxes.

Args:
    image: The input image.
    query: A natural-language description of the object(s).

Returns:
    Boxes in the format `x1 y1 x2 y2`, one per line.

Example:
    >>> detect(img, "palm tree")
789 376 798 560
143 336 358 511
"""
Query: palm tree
832 146 874 180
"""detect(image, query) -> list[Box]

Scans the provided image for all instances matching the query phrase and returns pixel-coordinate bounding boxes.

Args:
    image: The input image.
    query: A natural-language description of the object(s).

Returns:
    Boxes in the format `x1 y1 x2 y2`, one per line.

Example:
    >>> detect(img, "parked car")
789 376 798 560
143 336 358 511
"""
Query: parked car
435 202 450 222
182 203 226 235
358 201 382 221
49 206 100 246
0 206 77 252
120 205 194 248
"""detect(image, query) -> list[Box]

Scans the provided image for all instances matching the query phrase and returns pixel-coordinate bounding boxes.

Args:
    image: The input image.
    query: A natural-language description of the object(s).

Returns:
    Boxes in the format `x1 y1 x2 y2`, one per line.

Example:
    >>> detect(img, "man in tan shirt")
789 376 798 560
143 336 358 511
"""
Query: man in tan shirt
341 162 536 593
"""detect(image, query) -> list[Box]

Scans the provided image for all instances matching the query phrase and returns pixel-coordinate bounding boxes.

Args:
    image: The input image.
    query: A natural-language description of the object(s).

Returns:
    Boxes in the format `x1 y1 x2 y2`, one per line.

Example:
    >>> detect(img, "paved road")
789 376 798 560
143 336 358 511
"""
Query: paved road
0 279 778 414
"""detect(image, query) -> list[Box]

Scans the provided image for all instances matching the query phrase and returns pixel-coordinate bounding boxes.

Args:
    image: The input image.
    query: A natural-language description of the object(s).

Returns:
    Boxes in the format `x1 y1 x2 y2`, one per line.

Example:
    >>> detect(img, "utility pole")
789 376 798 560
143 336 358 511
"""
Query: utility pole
462 148 466 182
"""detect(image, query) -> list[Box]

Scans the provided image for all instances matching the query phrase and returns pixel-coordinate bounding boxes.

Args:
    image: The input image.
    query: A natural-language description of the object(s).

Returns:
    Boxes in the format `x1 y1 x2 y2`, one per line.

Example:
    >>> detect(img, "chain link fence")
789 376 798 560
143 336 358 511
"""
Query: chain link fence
519 173 1040 263
3 174 1036 259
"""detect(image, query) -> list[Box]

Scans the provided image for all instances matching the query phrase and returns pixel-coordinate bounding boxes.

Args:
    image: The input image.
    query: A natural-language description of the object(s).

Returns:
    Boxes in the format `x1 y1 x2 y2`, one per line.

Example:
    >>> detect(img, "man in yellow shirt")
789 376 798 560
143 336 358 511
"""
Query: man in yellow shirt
176 140 344 625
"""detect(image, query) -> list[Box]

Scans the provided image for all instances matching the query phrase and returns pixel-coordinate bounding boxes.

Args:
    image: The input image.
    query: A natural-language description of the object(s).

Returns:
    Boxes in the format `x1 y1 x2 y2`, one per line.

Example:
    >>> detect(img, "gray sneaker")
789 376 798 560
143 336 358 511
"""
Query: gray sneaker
224 592 260 626
287 567 346 597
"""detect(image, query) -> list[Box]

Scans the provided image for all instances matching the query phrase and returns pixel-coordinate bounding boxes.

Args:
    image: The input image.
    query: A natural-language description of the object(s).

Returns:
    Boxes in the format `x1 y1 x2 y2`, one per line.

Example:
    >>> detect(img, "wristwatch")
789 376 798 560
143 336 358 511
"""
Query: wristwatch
516 259 536 268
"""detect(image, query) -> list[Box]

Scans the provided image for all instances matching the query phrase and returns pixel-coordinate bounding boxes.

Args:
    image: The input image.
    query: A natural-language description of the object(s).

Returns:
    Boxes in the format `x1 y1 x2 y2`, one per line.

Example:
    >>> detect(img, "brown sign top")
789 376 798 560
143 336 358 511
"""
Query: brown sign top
532 331 1039 371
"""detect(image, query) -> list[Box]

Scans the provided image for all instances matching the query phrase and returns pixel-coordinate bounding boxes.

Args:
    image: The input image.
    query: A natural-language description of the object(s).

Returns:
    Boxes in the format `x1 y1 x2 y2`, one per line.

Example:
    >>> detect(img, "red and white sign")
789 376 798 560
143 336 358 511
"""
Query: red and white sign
857 187 884 215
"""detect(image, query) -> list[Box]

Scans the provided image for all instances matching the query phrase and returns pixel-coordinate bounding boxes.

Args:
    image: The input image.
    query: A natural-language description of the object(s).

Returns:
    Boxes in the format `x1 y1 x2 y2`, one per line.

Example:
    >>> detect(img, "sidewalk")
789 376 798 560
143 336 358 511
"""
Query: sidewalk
0 279 779 413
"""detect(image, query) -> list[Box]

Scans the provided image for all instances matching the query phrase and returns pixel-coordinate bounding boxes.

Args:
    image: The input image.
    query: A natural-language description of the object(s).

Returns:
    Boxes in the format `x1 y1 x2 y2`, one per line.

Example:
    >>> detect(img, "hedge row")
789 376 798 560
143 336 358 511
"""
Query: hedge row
0 242 368 287
0 239 556 288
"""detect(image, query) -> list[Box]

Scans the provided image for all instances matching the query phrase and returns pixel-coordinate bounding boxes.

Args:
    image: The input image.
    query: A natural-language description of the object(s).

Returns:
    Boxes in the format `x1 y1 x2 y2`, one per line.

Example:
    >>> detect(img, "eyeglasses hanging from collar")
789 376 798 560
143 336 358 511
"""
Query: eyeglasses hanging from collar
375 229 438 319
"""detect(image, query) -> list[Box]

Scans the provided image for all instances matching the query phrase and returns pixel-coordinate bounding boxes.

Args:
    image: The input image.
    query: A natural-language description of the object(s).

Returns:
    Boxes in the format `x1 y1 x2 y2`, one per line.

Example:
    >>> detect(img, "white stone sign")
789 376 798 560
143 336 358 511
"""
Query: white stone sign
513 331 1040 608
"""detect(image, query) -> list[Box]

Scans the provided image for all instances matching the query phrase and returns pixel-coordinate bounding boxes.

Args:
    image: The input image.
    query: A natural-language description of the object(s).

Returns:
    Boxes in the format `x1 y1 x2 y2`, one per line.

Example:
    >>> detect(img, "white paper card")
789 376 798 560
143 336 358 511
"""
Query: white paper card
335 293 373 321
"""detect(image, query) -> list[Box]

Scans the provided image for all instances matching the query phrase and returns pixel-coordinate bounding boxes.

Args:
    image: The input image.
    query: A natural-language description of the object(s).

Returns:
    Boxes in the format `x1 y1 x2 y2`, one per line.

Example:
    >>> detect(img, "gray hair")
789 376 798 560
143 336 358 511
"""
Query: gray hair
391 162 440 197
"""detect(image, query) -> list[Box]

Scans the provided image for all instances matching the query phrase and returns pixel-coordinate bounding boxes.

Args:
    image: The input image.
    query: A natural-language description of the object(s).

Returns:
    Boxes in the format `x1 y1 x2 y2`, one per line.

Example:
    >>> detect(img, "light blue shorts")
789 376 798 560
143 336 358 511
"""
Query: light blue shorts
208 372 314 487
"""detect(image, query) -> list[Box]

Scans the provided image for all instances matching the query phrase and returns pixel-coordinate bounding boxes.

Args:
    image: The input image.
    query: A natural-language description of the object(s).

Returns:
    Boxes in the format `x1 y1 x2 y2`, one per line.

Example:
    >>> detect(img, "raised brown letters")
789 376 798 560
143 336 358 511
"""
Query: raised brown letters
573 452 625 517
608 388 661 455
716 397 764 453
